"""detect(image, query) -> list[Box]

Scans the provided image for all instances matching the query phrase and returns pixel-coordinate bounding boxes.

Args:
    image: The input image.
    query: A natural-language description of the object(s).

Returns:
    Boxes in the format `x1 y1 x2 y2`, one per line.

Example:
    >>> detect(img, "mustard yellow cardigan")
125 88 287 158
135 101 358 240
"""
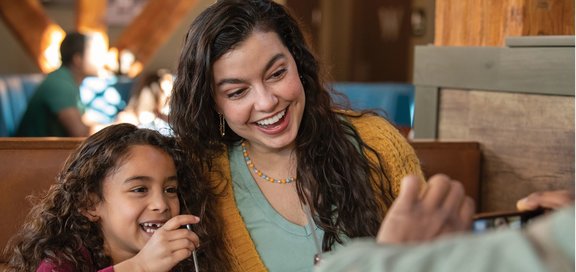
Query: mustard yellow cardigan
209 114 424 272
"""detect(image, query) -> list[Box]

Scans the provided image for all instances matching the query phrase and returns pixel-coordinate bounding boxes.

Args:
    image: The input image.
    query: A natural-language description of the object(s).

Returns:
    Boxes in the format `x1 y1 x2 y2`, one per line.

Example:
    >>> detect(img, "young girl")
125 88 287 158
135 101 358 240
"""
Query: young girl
4 123 230 271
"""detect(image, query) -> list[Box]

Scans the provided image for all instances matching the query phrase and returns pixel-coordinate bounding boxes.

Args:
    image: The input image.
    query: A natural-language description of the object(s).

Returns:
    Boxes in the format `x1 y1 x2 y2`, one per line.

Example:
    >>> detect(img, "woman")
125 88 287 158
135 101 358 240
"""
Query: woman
170 0 471 271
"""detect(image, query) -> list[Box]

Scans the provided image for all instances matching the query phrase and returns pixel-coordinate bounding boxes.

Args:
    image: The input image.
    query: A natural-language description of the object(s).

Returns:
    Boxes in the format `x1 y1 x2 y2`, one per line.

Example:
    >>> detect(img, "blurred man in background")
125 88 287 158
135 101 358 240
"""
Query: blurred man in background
16 32 103 137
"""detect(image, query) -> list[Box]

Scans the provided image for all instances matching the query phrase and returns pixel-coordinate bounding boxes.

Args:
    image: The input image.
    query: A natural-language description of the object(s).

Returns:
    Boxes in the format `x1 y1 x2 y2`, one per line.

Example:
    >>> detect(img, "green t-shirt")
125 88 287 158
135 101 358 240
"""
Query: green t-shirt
16 67 84 136
229 142 347 272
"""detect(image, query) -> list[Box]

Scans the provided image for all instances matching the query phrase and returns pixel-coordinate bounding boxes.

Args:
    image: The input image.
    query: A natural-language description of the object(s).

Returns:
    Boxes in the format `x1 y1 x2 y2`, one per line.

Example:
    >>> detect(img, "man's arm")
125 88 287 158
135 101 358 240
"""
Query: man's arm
57 107 89 136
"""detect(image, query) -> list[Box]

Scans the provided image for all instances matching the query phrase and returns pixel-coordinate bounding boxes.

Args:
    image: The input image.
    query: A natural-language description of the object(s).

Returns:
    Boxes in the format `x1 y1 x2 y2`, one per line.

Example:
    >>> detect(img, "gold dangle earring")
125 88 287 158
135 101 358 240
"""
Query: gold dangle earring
219 114 226 136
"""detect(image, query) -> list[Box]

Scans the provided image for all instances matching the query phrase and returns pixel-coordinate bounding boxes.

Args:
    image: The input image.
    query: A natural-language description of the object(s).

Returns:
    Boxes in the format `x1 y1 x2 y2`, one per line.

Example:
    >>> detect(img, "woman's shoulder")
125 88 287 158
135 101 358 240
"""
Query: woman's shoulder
339 111 423 196
339 111 401 140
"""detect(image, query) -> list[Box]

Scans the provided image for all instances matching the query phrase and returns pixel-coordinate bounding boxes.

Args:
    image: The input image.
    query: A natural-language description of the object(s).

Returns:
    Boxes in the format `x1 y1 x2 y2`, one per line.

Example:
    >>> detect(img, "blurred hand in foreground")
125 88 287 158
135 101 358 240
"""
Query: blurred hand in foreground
516 189 574 211
376 174 475 244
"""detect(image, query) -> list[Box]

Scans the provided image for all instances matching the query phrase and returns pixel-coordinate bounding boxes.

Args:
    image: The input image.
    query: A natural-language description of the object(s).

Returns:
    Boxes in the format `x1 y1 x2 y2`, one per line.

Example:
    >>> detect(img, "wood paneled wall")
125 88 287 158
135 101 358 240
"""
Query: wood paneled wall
438 89 574 211
414 0 574 211
435 0 574 46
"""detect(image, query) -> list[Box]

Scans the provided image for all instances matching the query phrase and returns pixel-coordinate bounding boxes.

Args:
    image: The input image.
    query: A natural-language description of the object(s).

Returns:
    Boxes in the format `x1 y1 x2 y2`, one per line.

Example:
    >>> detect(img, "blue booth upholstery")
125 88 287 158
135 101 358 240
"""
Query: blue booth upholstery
330 82 414 127
1 77 413 137
0 74 132 137
0 74 44 136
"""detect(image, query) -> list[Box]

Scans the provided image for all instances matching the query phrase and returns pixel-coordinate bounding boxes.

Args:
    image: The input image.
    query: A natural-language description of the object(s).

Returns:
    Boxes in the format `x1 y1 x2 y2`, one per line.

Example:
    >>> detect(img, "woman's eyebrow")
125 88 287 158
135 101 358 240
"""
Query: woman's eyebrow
263 53 286 73
216 78 246 87
215 53 286 87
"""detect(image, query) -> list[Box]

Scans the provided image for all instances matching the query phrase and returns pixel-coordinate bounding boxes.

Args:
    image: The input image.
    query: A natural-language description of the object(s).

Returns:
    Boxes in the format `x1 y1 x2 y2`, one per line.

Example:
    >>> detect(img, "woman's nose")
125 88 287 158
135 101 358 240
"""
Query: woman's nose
253 85 278 112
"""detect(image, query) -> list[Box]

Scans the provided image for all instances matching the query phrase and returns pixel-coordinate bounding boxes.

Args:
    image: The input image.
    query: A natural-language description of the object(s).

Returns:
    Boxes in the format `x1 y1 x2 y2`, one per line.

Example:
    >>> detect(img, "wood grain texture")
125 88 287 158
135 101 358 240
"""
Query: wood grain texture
411 141 482 208
414 46 574 96
0 138 82 263
76 0 107 34
438 89 574 211
435 0 575 46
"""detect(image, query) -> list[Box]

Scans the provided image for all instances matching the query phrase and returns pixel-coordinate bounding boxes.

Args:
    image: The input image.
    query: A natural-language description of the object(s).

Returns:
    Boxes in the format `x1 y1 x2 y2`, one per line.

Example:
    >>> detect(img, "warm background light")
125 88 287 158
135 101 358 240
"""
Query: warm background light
39 24 65 73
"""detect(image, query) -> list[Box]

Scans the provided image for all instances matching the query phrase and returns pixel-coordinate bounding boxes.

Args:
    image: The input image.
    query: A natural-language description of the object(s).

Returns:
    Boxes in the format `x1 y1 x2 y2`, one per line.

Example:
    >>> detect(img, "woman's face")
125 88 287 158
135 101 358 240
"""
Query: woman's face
212 30 305 153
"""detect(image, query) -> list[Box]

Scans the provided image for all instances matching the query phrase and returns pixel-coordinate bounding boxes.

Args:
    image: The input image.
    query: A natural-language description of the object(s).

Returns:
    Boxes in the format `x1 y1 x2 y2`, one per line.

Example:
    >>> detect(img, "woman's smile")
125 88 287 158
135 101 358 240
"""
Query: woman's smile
252 106 290 135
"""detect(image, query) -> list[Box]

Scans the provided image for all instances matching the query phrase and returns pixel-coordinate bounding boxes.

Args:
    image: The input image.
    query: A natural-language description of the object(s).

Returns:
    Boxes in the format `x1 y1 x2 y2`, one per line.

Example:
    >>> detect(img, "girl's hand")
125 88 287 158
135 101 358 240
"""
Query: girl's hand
376 174 475 244
115 214 200 272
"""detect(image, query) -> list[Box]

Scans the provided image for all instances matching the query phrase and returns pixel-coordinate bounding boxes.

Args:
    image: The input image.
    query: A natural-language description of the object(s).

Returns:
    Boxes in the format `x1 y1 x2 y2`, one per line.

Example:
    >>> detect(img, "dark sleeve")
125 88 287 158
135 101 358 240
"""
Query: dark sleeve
36 259 75 272
36 259 115 272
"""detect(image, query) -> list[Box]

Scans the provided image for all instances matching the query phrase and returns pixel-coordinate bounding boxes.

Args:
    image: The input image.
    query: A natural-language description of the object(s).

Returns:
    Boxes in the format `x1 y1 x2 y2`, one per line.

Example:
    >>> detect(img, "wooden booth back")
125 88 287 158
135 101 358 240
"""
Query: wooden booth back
0 138 82 269
0 138 481 269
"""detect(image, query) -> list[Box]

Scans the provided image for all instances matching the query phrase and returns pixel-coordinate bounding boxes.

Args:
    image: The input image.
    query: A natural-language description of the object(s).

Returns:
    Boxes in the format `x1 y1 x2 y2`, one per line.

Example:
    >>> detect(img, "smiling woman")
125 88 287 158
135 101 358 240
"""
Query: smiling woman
169 0 473 271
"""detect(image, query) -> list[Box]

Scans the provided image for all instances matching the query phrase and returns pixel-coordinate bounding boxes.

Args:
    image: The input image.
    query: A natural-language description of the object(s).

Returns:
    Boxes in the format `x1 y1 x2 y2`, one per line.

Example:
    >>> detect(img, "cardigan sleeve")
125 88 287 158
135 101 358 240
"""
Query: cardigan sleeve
349 114 425 198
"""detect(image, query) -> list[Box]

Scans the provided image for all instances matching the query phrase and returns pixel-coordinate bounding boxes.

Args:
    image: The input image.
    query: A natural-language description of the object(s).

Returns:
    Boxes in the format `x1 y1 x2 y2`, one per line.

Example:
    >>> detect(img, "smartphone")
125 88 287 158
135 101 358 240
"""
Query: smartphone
472 209 545 233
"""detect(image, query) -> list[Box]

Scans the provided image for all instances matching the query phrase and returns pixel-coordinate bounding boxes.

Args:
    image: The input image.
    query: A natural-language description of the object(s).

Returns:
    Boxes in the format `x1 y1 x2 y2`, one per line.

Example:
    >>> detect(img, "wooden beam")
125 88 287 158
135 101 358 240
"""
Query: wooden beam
113 0 199 72
76 0 108 35
0 0 64 72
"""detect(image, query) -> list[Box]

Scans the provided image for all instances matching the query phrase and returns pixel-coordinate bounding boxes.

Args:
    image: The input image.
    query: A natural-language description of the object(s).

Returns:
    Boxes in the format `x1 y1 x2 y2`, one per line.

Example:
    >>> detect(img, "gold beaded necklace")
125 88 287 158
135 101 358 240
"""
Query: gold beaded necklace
241 141 296 184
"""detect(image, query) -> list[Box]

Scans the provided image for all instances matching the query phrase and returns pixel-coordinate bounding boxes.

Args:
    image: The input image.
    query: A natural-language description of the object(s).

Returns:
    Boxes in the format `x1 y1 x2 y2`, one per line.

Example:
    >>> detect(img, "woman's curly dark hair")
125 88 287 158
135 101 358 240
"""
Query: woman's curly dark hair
4 123 230 271
170 0 394 252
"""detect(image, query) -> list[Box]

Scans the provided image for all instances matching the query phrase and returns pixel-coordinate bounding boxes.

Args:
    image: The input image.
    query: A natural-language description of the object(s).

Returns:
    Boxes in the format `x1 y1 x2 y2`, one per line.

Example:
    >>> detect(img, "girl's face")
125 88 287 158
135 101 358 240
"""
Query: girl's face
92 145 180 263
212 30 305 153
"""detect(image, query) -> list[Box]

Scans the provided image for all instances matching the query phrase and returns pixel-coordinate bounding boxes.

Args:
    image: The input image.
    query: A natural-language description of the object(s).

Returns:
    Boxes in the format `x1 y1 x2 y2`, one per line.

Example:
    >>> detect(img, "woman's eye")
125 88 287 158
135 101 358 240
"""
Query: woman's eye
269 68 287 80
227 88 246 99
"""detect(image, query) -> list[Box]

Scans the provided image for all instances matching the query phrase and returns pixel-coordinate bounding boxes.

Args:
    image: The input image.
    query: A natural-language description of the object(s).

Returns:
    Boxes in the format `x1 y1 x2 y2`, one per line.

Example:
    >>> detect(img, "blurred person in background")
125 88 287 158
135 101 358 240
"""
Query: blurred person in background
116 69 173 134
16 32 104 137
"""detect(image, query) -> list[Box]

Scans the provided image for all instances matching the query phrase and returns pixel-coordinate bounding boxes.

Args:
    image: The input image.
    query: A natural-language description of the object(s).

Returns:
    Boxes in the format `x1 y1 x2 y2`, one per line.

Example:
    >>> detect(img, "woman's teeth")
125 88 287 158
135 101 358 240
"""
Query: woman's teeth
257 109 286 126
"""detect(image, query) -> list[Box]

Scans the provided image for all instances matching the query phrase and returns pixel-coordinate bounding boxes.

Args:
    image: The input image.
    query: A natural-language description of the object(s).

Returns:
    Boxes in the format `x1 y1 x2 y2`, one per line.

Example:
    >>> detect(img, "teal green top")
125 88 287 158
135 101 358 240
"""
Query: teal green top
315 206 575 272
229 142 346 272
16 67 85 136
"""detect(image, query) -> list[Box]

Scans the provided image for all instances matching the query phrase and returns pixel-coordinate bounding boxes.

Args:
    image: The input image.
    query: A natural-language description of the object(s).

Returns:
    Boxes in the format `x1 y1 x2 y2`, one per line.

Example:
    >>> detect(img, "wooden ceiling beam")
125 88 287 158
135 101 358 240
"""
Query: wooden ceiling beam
76 0 108 36
113 0 199 70
0 0 64 72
